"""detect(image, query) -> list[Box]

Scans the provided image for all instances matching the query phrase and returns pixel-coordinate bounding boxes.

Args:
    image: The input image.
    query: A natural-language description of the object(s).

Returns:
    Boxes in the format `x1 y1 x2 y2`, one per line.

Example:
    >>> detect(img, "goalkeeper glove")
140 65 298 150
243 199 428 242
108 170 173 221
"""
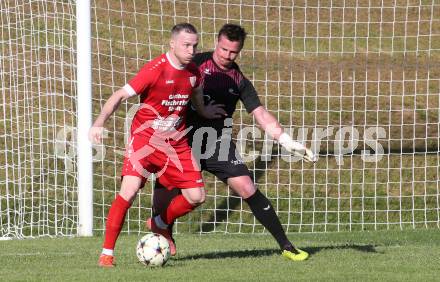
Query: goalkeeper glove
278 133 317 163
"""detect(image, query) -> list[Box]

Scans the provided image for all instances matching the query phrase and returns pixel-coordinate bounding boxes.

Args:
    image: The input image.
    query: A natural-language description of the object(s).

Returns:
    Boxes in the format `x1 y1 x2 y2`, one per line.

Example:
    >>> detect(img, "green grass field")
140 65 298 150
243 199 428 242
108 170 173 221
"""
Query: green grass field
1 229 439 281
1 0 440 266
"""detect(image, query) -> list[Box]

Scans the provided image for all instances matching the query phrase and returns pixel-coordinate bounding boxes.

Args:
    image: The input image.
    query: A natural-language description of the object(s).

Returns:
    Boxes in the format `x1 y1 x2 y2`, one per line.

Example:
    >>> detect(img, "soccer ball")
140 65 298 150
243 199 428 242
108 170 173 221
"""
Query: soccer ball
136 233 170 266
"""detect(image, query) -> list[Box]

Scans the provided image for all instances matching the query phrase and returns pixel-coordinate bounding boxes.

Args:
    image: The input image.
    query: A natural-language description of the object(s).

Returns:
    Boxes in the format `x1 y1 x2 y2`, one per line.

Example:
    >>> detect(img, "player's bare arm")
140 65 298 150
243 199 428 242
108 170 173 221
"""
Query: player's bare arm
252 106 317 162
89 88 132 144
190 86 227 119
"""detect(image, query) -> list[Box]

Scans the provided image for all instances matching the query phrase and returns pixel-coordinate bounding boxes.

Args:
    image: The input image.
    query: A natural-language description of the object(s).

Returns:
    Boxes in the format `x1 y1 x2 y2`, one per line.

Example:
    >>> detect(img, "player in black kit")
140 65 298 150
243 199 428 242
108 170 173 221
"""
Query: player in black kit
152 24 317 261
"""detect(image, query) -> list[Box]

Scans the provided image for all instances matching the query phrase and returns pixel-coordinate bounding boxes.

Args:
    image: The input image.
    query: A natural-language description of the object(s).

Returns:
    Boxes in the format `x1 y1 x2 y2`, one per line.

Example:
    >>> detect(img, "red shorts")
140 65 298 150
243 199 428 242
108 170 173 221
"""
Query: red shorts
121 135 203 189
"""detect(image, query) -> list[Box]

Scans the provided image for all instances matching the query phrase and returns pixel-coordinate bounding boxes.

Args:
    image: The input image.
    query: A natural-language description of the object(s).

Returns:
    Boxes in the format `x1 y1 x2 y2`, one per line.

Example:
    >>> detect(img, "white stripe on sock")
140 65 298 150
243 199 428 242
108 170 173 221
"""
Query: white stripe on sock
102 248 113 256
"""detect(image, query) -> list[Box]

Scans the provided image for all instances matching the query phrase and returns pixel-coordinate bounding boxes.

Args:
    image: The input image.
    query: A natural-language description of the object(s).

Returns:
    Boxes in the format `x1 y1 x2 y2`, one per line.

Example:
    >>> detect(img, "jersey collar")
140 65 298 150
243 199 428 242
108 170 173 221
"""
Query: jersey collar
166 52 185 70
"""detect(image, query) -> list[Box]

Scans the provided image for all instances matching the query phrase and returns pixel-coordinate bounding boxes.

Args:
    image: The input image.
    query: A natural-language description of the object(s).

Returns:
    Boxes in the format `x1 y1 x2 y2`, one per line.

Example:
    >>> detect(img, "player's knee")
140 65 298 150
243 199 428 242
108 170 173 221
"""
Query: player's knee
190 193 205 205
242 185 256 199
227 176 257 199
118 189 138 203
120 176 143 203
235 182 256 199
198 192 206 204
183 189 205 205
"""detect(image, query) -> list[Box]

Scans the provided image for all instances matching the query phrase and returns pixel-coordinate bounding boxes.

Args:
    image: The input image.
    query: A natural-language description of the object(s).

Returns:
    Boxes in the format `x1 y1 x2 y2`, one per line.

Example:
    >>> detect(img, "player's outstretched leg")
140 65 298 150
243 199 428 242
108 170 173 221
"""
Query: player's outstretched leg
243 189 309 261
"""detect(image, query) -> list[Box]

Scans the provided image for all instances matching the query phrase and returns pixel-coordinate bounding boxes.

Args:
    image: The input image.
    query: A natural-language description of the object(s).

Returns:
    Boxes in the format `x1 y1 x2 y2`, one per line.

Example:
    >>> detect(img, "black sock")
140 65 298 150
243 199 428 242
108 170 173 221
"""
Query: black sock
152 181 179 234
244 189 295 252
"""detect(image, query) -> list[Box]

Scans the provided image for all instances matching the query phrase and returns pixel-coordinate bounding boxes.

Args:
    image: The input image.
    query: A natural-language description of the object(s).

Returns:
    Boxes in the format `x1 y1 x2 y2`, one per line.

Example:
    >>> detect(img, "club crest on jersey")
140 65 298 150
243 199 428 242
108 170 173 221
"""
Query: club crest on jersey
189 76 196 87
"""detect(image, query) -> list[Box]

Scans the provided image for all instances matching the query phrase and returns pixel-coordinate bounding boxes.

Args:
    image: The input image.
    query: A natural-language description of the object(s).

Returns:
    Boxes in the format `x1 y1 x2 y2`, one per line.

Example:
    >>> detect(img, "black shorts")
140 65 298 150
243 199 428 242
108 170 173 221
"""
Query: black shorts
192 136 251 183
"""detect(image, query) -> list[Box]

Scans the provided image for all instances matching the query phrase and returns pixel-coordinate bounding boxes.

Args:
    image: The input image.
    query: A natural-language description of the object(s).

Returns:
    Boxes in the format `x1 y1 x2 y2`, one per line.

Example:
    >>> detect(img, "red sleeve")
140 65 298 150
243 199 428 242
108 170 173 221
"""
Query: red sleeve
126 57 163 96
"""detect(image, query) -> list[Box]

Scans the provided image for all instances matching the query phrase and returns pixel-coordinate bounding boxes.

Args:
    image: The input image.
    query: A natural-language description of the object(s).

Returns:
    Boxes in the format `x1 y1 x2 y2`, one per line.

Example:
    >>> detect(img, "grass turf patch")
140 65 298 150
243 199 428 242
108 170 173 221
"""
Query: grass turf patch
0 229 439 281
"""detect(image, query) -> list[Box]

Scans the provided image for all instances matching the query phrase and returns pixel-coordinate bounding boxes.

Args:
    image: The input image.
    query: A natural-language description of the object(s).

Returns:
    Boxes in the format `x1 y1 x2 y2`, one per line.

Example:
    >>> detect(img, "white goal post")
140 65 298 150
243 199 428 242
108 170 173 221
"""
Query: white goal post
76 0 93 237
0 0 439 239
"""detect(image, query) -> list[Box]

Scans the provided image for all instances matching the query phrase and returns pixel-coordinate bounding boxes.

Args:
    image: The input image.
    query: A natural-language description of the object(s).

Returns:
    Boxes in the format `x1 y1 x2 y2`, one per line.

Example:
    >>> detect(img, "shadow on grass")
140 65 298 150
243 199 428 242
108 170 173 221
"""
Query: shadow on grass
179 244 377 260
304 244 377 255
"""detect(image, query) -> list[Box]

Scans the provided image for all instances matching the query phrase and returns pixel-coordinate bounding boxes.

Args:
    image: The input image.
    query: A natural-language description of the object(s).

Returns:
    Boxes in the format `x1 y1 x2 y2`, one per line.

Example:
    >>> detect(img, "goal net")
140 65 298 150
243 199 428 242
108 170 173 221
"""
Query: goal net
1 0 439 238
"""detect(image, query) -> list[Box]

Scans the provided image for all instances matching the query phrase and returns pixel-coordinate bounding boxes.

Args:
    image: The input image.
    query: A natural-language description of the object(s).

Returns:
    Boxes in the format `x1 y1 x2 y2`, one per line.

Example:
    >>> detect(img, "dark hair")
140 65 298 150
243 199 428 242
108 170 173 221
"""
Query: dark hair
171 23 198 36
218 24 247 48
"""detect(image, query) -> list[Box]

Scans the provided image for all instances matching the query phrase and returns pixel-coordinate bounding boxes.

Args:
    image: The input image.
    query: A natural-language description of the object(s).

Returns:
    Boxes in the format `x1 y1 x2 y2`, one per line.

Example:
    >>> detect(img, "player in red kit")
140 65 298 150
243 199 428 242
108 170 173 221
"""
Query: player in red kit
89 23 225 268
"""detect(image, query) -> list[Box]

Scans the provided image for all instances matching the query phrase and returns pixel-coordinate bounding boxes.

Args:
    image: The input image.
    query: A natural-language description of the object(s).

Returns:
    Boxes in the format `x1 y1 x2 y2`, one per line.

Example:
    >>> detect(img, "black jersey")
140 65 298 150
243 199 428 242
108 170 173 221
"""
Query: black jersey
187 52 262 134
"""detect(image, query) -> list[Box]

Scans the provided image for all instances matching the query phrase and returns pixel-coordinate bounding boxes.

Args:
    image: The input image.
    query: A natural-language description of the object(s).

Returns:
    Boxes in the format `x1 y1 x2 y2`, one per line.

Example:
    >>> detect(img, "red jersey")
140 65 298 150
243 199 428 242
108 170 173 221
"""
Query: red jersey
123 53 201 147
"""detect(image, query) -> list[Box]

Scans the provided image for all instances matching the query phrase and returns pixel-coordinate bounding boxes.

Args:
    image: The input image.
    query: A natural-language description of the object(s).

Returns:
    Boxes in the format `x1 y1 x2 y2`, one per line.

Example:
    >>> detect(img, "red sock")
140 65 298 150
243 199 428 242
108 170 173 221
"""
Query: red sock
103 194 131 250
160 194 195 225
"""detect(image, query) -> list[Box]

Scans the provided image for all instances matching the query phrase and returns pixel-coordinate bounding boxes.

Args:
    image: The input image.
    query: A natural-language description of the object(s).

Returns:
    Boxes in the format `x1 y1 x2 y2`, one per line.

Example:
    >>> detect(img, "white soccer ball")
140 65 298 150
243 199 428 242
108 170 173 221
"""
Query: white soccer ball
136 233 170 267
